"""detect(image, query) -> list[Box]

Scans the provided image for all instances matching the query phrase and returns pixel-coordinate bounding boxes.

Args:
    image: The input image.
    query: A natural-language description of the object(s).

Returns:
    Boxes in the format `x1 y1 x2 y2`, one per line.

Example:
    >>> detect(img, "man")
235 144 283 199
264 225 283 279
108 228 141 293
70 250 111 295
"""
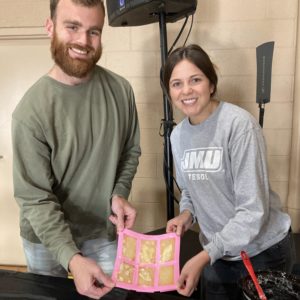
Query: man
11 0 141 298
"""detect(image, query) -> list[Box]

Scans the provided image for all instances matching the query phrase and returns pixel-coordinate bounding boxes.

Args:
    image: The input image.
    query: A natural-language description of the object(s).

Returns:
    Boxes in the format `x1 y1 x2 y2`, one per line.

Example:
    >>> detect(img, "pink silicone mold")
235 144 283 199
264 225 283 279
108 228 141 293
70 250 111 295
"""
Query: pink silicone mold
112 229 180 293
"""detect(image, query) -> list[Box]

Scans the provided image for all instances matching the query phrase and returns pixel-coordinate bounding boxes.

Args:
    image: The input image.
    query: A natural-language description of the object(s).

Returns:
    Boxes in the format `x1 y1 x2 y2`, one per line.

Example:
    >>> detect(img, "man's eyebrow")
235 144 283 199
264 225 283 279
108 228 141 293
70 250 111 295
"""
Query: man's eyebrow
63 20 82 26
63 20 102 32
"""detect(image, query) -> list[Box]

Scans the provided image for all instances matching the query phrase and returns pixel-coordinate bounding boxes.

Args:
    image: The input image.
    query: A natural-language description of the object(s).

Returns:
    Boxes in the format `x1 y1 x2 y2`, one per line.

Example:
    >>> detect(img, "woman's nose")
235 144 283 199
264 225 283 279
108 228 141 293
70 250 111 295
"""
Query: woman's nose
182 82 192 94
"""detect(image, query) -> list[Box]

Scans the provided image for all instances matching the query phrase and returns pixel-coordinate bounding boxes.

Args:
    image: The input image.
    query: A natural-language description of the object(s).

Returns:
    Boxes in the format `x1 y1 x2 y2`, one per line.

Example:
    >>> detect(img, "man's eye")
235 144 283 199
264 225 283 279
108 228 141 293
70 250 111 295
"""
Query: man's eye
89 30 100 36
67 25 78 31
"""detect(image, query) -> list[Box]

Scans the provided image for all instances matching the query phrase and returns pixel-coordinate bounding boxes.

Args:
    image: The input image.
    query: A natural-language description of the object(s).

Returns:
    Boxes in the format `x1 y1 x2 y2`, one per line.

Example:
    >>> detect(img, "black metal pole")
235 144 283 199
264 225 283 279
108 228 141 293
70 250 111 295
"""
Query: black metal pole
259 103 265 128
158 11 175 220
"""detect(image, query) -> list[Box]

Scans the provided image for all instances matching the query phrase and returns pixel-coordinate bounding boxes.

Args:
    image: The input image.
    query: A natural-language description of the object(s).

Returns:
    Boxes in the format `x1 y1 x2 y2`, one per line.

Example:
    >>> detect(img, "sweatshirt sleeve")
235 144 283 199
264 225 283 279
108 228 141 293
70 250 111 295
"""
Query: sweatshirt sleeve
112 86 141 199
12 118 80 271
203 127 270 264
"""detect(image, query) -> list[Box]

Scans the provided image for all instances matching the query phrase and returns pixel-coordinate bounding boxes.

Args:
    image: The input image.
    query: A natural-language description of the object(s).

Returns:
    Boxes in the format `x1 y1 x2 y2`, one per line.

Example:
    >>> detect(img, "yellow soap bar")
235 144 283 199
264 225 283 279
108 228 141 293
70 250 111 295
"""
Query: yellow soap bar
140 240 157 264
160 238 175 262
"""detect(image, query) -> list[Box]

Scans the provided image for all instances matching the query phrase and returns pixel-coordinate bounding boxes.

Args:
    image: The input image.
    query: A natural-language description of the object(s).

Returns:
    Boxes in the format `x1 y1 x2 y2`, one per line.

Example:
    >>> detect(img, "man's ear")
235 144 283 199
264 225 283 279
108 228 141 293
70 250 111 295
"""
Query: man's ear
45 18 54 37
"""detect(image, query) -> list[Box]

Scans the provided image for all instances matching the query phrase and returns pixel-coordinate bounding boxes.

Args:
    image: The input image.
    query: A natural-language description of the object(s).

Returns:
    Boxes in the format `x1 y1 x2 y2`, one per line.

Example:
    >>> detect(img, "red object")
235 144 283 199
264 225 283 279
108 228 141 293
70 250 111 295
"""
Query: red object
241 251 267 300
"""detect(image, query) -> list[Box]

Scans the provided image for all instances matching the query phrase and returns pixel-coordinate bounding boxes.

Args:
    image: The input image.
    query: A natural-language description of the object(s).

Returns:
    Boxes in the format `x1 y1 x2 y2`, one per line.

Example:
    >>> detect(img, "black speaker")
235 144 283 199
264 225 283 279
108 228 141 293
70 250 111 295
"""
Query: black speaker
106 0 197 27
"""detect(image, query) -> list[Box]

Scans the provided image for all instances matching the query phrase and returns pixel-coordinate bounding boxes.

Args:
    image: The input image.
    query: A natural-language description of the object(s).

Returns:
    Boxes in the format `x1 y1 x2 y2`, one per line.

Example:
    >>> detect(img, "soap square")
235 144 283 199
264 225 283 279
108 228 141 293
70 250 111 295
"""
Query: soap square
122 234 137 261
139 239 157 264
138 266 155 287
117 262 135 284
159 265 174 286
160 238 175 262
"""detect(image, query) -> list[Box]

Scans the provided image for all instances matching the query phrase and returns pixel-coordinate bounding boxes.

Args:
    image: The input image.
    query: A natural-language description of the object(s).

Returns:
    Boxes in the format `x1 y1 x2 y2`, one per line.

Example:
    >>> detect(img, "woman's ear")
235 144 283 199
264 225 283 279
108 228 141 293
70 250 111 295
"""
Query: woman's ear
210 84 215 95
45 18 54 38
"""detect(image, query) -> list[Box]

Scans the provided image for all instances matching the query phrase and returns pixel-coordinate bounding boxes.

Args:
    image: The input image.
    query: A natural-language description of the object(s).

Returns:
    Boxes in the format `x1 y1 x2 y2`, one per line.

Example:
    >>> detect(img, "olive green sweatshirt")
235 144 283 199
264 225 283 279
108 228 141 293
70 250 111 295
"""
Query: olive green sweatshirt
12 65 141 271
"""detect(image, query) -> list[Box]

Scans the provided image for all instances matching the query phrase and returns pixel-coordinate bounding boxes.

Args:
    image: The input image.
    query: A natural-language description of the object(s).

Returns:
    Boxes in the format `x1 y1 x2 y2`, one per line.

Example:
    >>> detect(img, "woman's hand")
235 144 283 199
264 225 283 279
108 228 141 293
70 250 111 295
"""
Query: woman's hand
177 250 210 297
166 210 193 236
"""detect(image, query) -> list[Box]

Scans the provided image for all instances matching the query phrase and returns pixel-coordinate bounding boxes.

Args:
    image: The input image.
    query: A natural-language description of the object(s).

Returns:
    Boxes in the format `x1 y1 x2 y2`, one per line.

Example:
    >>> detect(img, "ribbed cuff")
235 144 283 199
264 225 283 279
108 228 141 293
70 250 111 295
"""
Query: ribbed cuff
112 186 130 200
203 242 222 265
58 245 81 271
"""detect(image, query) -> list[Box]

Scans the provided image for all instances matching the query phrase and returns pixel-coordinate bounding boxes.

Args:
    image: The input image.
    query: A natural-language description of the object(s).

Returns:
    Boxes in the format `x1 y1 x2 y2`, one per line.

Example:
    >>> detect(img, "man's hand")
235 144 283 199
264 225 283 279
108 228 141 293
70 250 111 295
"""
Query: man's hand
109 195 137 233
166 210 193 236
69 254 115 299
177 250 210 297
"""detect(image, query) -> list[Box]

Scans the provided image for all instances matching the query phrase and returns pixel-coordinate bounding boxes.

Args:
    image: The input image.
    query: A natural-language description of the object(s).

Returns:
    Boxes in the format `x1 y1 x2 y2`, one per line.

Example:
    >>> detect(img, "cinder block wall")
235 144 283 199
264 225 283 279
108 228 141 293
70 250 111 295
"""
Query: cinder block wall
0 0 299 265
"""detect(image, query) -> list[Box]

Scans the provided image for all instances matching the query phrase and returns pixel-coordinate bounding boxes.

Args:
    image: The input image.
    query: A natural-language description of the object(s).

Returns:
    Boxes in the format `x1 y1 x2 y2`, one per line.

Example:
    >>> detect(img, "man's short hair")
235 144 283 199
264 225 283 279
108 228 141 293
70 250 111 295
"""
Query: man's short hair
50 0 104 19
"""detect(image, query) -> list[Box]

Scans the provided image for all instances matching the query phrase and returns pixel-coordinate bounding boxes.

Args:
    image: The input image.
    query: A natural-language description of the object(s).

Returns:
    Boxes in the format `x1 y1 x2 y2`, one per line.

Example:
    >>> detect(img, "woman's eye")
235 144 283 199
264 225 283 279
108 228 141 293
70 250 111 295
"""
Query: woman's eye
171 82 182 88
191 77 201 84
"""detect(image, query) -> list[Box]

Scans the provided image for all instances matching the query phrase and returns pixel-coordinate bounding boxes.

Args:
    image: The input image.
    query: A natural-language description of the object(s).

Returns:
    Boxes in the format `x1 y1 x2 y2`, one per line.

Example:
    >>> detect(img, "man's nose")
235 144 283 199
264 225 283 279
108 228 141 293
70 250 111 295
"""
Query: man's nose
75 31 91 46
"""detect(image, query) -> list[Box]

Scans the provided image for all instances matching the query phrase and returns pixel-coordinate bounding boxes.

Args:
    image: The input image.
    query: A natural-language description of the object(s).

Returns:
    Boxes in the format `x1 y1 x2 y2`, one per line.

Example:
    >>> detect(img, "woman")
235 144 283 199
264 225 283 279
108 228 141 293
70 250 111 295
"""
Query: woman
164 44 295 299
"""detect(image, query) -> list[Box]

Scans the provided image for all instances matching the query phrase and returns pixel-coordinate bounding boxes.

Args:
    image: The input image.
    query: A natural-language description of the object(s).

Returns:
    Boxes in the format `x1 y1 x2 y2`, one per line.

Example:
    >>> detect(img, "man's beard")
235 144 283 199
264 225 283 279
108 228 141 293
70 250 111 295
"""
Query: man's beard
50 31 102 78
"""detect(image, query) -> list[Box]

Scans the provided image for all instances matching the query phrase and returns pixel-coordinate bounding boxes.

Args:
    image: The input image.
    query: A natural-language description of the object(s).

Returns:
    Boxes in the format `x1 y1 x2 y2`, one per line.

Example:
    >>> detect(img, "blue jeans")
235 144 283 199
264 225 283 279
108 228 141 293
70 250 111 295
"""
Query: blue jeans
22 237 117 278
200 230 296 300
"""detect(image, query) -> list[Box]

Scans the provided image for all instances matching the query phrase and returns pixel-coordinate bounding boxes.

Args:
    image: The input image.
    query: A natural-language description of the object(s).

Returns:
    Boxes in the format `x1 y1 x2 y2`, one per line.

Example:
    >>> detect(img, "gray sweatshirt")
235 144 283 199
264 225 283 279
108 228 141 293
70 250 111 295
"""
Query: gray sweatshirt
171 101 291 264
